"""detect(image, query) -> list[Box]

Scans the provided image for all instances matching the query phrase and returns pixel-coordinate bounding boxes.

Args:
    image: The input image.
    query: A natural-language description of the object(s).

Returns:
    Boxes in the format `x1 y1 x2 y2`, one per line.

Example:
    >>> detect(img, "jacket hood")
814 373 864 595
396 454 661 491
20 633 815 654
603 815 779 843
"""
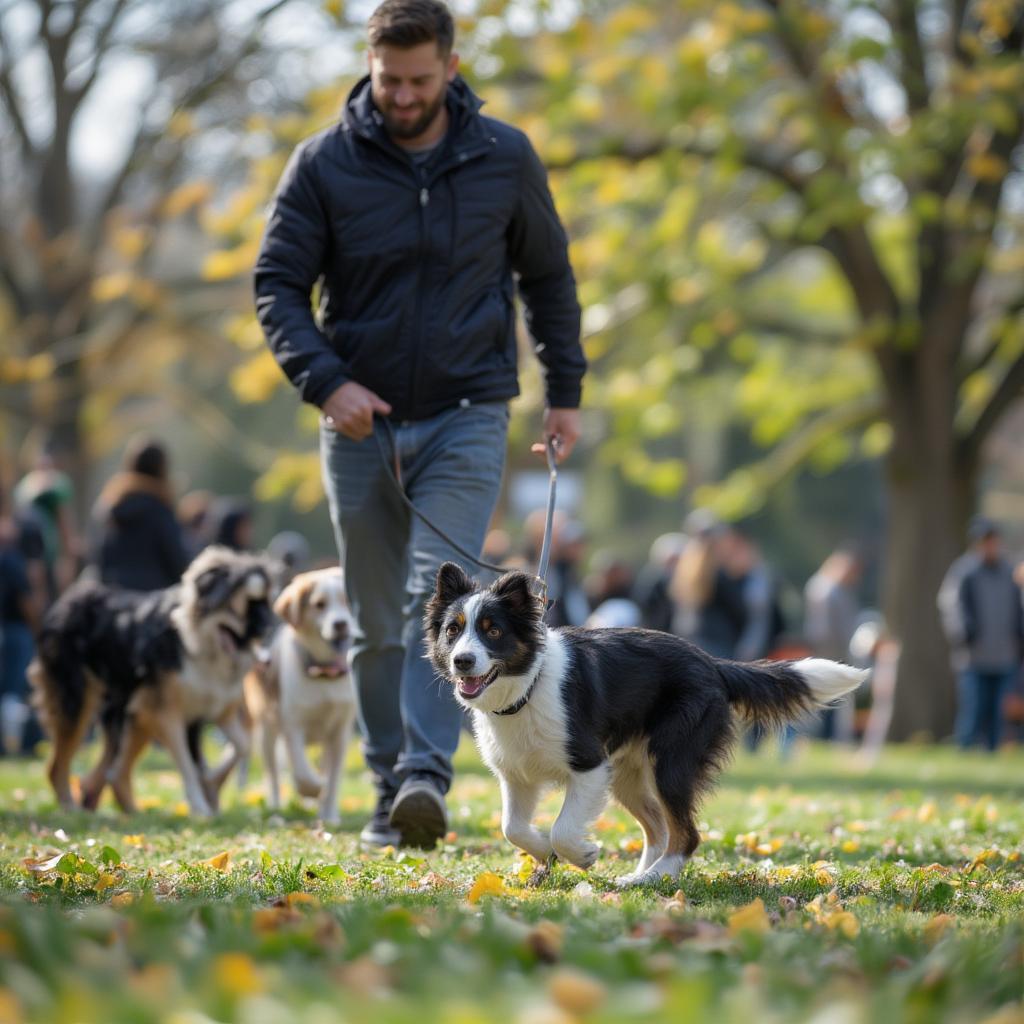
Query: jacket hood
95 472 174 524
343 73 485 143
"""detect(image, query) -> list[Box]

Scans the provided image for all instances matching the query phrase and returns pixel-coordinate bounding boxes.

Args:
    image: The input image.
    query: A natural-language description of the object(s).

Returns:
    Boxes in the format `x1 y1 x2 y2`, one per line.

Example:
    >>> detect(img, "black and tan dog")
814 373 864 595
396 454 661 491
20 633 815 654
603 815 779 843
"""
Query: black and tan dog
29 546 275 816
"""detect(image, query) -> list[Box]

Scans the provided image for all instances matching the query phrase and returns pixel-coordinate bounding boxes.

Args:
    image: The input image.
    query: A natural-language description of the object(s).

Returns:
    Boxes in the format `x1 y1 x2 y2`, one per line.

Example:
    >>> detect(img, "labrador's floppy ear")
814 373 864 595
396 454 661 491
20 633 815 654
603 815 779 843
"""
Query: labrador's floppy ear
424 562 476 641
273 574 312 626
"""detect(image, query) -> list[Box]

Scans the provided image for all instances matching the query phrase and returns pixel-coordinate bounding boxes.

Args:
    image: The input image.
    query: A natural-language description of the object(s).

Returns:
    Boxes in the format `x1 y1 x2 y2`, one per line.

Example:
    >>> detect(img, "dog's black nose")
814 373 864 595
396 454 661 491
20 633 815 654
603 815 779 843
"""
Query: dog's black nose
453 653 475 673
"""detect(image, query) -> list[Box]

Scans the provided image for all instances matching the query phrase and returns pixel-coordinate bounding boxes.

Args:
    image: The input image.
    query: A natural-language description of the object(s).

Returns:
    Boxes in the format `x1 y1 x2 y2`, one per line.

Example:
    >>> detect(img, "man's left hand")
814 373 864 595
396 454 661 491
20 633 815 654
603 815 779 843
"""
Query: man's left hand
531 407 580 463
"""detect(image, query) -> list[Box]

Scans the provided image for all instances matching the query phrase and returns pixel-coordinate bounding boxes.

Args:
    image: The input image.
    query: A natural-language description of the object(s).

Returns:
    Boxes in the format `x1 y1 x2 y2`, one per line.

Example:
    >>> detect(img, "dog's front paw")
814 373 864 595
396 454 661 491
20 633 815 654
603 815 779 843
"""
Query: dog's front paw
295 774 323 798
524 853 557 888
552 839 600 871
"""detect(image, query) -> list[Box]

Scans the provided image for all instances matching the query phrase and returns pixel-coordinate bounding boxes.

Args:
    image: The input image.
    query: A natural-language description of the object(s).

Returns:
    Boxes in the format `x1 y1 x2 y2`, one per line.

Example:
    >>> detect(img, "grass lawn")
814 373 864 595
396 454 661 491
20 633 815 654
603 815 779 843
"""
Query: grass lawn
0 737 1021 1023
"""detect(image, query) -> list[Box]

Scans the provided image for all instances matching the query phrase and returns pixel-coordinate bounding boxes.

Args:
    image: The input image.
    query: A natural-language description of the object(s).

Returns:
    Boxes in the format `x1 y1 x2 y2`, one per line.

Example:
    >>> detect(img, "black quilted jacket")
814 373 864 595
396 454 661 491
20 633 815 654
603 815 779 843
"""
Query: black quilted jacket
254 75 585 420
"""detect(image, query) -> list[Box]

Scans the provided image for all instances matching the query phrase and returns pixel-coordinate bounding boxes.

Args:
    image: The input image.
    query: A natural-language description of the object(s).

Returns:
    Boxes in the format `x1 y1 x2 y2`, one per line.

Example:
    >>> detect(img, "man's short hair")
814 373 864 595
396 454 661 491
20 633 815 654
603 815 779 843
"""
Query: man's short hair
368 0 455 57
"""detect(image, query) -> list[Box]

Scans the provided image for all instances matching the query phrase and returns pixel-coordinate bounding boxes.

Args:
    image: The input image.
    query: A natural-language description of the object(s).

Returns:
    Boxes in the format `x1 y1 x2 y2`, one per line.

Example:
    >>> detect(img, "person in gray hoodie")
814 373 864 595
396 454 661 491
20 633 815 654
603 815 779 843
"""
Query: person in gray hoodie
938 516 1024 750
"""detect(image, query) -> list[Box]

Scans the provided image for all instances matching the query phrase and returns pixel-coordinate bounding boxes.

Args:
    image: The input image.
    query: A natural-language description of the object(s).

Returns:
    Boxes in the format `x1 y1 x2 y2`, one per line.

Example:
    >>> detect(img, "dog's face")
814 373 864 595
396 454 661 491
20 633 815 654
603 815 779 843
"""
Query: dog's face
178 546 276 661
274 568 352 658
425 563 544 710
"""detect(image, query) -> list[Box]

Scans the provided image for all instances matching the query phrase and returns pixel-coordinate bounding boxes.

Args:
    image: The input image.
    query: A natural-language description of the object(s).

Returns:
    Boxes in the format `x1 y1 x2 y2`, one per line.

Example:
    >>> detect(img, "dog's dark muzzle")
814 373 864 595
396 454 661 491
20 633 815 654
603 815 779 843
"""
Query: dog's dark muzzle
245 600 275 642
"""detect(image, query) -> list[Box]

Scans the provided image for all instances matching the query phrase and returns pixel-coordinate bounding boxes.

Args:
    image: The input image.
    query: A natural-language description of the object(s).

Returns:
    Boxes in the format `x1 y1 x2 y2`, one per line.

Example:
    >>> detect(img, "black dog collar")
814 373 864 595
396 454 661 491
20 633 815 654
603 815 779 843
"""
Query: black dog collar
493 676 539 717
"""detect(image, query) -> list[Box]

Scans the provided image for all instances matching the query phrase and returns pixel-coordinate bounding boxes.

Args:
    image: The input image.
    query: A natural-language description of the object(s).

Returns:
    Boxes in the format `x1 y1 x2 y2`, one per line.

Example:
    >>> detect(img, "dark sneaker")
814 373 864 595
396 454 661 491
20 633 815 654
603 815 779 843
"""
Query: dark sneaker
389 772 449 849
359 791 401 848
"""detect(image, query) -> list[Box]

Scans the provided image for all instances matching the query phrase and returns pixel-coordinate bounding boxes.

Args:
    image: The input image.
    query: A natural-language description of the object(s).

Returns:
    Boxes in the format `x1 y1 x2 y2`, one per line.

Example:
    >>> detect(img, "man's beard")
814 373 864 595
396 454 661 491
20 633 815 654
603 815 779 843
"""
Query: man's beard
380 88 446 141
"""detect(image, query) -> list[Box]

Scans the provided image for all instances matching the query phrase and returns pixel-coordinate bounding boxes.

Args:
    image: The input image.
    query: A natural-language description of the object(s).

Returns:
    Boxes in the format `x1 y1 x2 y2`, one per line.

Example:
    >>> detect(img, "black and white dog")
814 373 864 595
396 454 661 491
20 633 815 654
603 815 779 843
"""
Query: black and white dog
425 562 867 886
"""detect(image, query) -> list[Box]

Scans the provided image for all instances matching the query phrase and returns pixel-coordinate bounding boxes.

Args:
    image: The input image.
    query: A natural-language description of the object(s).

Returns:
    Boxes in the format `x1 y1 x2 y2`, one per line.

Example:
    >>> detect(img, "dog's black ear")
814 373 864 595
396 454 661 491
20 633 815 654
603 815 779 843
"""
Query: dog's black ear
194 565 233 611
424 562 475 642
490 570 543 619
434 562 475 605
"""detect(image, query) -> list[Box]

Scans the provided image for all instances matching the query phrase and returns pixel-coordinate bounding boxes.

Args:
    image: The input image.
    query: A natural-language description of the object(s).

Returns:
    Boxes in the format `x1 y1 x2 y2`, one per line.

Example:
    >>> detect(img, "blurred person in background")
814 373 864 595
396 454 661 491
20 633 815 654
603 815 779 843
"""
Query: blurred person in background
177 489 215 559
804 545 864 742
585 551 641 629
267 530 312 588
672 514 782 662
210 498 255 552
671 510 737 655
1007 559 1024 743
939 516 1023 751
0 486 45 755
91 437 190 592
634 531 687 633
14 441 82 601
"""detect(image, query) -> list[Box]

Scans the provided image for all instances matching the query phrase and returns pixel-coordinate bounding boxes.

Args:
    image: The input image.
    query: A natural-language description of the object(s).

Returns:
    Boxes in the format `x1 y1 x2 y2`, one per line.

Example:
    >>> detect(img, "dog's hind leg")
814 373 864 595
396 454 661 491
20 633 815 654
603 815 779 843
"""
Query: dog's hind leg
108 714 151 814
263 718 281 810
204 708 253 812
625 702 733 887
611 750 668 884
34 665 101 811
80 711 122 811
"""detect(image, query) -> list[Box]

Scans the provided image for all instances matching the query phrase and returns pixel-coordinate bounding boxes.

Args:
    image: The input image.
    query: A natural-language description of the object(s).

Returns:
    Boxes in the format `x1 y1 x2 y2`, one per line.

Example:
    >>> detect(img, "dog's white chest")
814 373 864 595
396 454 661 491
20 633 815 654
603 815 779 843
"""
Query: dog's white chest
177 660 242 721
475 707 571 785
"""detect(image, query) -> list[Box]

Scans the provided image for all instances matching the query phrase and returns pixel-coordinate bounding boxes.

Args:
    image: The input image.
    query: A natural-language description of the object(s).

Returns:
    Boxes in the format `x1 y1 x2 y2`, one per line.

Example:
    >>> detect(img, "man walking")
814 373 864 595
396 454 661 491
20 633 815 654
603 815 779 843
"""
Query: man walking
254 0 585 847
939 517 1024 751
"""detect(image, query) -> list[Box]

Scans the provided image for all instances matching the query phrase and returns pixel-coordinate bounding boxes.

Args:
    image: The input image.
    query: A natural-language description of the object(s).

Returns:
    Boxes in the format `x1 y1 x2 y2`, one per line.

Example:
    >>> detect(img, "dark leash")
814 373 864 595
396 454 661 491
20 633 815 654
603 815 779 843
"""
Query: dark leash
369 414 559 604
325 411 558 719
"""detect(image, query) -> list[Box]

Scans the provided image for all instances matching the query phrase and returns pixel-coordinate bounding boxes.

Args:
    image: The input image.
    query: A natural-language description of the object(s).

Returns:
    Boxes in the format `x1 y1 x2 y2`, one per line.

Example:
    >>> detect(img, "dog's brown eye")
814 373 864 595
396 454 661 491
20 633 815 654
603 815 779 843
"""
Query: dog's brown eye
487 626 502 639
445 623 460 638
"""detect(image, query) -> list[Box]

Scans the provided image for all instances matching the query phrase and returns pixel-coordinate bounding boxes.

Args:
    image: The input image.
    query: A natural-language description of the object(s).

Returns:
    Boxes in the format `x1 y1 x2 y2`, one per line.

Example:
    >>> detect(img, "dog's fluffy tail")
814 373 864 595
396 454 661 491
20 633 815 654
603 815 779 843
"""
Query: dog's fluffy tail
718 657 868 729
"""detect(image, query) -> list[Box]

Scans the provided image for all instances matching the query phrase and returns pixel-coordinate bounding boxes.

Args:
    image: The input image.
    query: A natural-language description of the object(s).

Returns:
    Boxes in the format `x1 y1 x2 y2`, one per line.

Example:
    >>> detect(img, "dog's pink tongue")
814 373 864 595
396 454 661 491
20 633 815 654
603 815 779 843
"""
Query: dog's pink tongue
459 676 486 697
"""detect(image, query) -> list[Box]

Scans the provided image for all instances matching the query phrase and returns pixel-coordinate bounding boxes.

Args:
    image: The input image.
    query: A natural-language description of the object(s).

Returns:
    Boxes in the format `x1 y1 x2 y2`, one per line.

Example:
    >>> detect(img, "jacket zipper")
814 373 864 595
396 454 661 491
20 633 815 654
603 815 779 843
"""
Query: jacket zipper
408 182 430 419
358 127 494 418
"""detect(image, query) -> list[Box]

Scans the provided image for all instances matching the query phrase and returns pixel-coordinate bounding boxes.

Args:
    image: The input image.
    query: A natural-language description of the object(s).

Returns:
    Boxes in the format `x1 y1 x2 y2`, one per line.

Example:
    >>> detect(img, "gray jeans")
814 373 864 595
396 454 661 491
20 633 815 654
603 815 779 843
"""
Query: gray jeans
320 401 509 795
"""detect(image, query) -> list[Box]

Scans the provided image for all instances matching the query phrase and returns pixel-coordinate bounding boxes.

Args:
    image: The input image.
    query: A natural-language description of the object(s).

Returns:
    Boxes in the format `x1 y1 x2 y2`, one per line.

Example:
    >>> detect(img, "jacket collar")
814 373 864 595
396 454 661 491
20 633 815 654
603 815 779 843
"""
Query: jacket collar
343 74 489 152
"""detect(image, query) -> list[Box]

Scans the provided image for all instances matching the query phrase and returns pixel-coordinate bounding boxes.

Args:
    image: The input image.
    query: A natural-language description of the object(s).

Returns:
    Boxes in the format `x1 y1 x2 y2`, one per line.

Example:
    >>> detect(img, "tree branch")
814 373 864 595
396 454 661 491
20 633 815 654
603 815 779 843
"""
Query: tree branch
962 353 1024 458
0 19 36 158
890 0 930 113
729 394 885 495
959 293 1024 383
69 0 130 106
544 135 811 199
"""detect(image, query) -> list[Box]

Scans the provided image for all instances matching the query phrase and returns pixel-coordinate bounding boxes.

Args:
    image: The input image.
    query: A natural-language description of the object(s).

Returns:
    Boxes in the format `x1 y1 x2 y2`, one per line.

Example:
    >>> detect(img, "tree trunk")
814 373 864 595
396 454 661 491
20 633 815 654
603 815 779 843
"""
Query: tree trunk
882 409 975 741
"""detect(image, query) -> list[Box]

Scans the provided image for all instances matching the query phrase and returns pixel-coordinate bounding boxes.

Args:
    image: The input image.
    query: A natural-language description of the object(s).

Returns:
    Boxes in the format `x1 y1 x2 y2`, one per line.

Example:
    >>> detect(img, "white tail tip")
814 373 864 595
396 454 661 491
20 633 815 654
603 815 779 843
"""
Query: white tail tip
793 658 869 706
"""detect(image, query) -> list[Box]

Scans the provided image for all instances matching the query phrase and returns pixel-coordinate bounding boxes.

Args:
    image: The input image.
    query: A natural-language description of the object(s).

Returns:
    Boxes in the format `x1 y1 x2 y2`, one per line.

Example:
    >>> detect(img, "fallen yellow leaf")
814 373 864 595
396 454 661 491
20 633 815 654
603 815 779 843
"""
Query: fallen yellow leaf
111 892 135 909
468 871 506 904
548 968 607 1014
122 835 145 847
285 891 319 908
822 910 859 938
94 873 119 894
204 851 231 872
728 898 770 936
0 987 22 1024
212 953 265 997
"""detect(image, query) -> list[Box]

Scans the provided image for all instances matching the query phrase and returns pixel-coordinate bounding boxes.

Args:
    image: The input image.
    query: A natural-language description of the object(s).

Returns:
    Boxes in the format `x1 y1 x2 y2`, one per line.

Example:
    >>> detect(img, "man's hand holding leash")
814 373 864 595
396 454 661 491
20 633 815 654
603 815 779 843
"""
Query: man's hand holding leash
532 407 580 464
322 381 392 440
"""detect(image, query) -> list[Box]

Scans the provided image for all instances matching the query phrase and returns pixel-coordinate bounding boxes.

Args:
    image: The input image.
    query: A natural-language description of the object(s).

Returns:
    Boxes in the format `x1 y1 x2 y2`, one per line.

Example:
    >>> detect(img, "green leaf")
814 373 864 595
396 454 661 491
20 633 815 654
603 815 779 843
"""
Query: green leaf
100 846 121 867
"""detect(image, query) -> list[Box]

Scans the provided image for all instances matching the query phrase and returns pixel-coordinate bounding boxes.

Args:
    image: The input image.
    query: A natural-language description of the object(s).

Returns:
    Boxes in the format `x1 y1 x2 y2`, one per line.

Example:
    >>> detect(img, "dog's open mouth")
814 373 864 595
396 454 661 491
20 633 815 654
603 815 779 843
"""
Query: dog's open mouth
456 666 499 700
217 625 246 654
